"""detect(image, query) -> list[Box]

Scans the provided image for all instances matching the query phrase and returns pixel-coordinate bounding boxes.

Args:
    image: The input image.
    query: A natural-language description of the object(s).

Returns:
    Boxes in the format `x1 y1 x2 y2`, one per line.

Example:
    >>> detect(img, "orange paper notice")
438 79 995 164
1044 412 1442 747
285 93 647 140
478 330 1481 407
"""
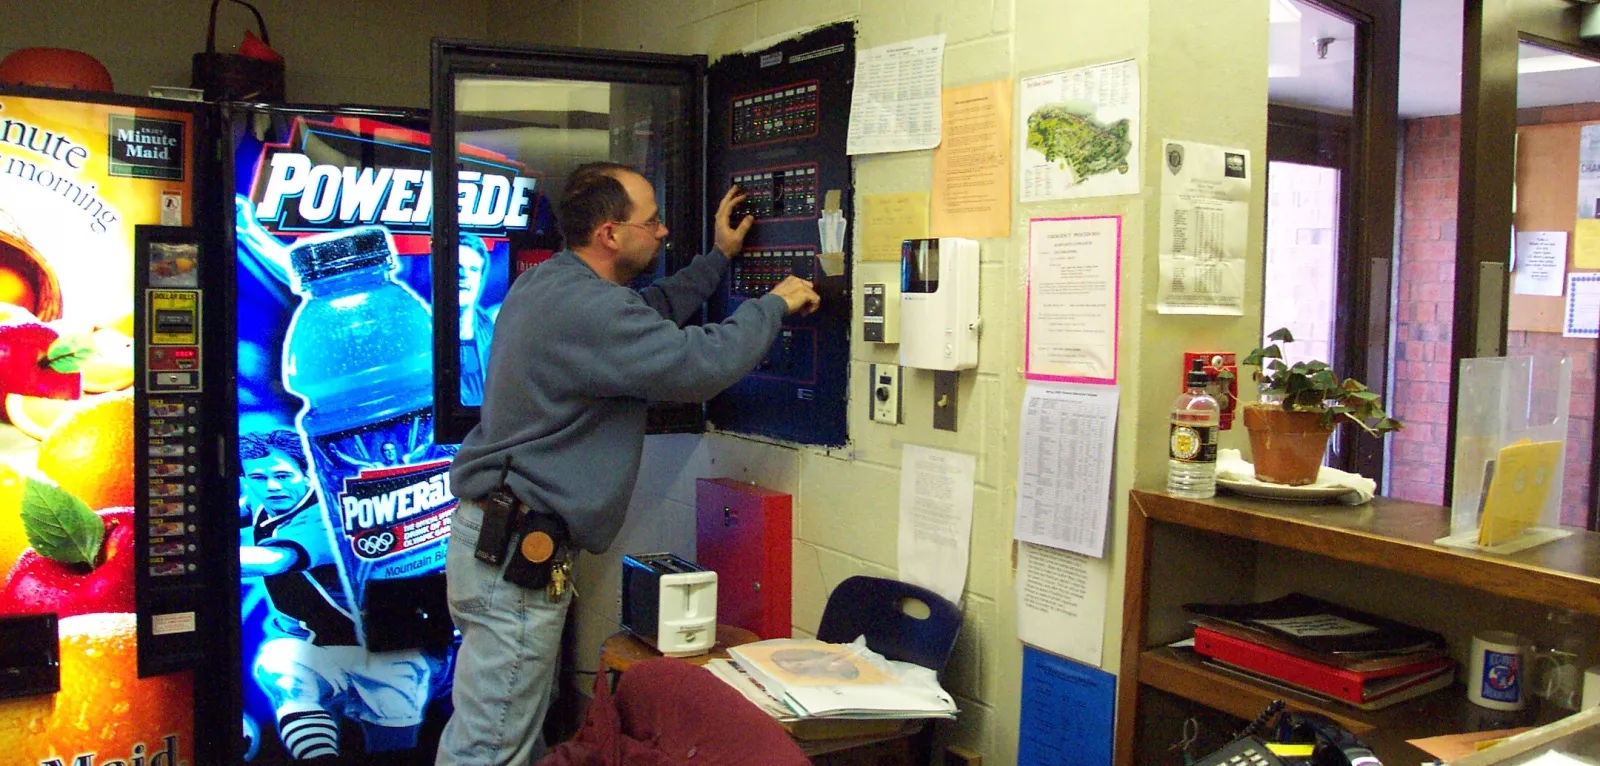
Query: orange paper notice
932 80 1012 239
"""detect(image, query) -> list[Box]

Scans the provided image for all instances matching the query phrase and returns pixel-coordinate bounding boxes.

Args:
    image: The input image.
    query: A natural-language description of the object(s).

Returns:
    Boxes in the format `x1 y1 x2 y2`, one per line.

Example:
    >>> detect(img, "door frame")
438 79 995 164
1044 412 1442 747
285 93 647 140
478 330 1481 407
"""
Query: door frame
428 40 708 442
1453 2 1600 527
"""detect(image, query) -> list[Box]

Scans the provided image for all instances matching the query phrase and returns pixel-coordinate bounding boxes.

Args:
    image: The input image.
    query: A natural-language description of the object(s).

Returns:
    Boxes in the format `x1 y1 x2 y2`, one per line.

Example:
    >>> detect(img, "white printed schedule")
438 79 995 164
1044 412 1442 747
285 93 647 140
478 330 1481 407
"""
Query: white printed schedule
1014 383 1119 557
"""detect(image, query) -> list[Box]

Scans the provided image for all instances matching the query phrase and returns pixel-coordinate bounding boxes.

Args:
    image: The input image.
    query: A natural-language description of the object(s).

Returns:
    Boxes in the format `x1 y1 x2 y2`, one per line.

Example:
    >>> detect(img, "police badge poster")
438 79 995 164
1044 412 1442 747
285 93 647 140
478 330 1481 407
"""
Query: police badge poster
229 108 550 762
0 93 197 766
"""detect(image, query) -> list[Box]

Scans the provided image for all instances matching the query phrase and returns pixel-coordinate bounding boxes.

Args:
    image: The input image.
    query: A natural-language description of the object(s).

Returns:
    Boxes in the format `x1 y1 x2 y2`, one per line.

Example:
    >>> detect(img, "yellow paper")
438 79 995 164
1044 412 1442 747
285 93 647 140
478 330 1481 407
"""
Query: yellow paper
1575 219 1600 269
861 192 930 261
1478 439 1562 546
932 80 1012 238
1408 728 1533 761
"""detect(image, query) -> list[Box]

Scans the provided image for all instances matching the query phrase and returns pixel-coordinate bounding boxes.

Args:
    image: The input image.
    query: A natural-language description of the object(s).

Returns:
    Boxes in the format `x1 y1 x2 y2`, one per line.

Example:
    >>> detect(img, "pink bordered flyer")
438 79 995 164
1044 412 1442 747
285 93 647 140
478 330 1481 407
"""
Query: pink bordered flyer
1025 216 1122 384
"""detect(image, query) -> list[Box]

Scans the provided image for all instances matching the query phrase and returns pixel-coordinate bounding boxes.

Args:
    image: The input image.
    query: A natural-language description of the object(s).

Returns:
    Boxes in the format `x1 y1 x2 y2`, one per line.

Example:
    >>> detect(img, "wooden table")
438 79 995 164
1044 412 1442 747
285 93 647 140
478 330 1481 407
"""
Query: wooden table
599 624 759 673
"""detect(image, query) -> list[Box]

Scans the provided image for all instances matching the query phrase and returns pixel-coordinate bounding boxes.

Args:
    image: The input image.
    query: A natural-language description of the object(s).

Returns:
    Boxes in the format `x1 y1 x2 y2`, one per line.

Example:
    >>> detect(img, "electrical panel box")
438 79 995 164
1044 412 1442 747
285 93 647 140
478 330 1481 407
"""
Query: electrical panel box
695 478 793 640
704 24 854 446
863 282 899 343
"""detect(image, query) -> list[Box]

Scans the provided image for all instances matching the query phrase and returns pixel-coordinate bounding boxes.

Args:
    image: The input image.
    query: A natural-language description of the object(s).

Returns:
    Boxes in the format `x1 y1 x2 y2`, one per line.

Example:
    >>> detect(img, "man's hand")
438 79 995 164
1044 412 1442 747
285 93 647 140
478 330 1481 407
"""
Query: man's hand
715 185 755 257
768 275 821 316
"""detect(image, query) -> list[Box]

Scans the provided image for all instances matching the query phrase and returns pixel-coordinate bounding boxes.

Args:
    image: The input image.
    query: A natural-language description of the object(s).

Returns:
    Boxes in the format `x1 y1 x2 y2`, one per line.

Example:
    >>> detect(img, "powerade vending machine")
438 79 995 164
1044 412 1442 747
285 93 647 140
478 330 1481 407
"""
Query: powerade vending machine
228 104 553 764
0 87 227 766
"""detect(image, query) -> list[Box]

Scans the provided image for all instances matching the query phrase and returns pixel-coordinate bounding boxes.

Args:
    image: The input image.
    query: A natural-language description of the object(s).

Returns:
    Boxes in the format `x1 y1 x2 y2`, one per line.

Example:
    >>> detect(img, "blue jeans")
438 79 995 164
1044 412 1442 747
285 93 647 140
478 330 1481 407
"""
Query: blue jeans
435 501 571 765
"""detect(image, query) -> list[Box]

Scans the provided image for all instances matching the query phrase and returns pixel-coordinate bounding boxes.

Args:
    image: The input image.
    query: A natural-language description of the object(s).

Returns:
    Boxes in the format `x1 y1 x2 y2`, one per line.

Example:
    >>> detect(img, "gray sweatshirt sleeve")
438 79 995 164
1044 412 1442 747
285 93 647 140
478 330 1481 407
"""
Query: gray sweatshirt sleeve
555 286 788 403
638 248 729 326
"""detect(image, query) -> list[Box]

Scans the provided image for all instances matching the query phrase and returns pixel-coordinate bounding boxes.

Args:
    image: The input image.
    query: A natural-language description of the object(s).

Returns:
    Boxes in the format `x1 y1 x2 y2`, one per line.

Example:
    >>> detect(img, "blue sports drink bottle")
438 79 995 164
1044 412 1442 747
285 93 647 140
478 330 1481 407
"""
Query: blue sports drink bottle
282 226 458 645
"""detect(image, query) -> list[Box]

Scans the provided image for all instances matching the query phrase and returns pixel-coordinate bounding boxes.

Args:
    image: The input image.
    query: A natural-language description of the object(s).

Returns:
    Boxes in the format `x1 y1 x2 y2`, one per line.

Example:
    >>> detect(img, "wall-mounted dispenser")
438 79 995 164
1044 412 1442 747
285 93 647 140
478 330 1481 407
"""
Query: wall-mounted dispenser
900 237 980 371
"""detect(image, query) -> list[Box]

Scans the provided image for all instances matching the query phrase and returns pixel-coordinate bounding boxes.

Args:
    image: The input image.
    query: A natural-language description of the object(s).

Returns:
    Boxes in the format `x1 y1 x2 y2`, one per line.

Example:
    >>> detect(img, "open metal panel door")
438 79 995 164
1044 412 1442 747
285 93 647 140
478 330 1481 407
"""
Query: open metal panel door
430 40 707 443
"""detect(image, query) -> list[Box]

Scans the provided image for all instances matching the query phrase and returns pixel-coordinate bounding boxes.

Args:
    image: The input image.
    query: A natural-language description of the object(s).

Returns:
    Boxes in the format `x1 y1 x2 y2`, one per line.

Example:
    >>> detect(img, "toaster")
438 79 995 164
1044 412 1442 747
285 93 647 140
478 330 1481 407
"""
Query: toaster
620 553 717 657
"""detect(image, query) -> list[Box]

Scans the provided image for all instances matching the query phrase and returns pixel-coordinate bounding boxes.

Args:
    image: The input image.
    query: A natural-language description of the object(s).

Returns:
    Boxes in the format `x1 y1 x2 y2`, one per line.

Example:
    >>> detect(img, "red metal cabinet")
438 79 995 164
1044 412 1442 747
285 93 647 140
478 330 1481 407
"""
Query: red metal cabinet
695 478 792 640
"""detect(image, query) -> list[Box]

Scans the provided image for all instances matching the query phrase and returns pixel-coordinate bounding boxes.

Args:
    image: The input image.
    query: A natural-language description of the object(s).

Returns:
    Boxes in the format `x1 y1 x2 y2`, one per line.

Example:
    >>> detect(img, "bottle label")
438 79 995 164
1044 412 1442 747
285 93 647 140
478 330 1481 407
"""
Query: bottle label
1170 423 1217 463
305 408 460 595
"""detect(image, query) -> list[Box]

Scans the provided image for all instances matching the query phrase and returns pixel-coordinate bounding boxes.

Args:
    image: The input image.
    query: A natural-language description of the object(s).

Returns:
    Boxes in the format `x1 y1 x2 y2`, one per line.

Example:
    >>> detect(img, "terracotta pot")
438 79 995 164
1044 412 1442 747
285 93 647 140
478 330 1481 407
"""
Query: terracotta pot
1241 403 1335 486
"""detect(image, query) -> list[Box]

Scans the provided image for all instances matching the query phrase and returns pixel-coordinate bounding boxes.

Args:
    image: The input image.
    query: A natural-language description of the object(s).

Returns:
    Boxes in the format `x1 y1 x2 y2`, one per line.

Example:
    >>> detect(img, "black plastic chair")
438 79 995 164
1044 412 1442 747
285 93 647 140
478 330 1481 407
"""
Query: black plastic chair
814 575 962 673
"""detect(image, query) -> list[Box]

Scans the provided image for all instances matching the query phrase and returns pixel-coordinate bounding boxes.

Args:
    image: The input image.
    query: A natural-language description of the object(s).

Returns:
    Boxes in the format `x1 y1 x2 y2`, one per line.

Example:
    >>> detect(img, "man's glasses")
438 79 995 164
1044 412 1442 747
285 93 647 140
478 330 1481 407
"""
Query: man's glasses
612 213 664 232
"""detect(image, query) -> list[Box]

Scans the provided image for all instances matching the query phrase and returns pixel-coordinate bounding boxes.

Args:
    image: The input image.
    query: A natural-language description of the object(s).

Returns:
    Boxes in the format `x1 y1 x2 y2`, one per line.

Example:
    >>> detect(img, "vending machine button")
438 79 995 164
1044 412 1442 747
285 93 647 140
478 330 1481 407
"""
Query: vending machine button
156 373 192 387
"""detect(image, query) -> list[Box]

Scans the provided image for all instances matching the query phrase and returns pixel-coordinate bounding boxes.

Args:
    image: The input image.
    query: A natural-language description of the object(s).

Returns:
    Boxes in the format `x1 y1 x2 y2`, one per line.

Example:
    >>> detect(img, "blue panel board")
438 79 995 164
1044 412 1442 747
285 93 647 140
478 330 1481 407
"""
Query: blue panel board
705 23 855 446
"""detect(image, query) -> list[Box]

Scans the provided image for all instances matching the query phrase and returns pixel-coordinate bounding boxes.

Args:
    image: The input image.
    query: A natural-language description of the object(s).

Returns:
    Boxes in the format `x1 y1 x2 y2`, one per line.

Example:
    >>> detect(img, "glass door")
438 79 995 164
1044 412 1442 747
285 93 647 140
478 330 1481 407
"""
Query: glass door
1503 39 1600 528
1453 5 1600 528
1264 0 1400 484
429 42 706 442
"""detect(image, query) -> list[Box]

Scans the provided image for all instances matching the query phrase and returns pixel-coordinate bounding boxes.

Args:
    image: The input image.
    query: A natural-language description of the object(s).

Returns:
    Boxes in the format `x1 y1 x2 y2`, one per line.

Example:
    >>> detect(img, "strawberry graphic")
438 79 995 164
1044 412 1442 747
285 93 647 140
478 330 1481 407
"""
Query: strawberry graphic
0 322 84 400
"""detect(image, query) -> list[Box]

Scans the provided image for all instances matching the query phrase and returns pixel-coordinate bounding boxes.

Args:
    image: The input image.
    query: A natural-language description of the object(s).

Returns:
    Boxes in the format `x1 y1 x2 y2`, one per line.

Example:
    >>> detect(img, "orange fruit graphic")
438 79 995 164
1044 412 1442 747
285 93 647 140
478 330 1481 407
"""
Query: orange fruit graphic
36 390 134 510
0 462 24 572
79 328 134 393
0 613 193 762
3 393 109 442
101 311 134 338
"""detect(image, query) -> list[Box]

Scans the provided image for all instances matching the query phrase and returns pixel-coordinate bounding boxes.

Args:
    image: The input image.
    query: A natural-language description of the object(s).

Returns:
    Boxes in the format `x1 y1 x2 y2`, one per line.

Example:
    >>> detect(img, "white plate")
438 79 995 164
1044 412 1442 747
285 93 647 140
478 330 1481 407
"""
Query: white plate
1216 477 1354 502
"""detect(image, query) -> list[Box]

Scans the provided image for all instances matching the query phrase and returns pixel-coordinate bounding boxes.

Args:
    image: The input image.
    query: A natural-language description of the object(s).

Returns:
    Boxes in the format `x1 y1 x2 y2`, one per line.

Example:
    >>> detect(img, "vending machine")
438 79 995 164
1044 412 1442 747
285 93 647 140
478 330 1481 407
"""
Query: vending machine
227 103 556 764
0 86 228 766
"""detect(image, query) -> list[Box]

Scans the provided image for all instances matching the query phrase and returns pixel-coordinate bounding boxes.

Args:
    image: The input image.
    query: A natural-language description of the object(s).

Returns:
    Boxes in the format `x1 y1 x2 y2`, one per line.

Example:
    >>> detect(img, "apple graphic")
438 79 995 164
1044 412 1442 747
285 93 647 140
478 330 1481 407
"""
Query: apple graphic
0 322 81 400
0 507 135 617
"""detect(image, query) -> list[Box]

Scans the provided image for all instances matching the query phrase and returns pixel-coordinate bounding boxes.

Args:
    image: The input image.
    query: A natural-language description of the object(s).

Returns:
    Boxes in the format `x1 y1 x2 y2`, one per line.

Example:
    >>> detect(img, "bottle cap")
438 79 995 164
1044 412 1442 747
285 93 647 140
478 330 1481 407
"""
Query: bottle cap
289 226 394 285
1187 358 1208 389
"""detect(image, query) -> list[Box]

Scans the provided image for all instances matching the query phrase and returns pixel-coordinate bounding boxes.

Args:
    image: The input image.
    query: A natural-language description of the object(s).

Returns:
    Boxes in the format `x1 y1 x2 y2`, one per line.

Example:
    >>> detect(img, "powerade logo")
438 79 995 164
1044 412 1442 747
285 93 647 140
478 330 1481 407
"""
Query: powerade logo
339 460 456 560
248 117 541 238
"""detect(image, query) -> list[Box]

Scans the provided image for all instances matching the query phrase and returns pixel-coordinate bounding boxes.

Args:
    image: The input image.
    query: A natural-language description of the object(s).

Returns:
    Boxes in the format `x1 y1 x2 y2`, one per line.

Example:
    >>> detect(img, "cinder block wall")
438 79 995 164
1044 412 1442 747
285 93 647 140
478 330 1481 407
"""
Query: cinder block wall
492 1 1268 760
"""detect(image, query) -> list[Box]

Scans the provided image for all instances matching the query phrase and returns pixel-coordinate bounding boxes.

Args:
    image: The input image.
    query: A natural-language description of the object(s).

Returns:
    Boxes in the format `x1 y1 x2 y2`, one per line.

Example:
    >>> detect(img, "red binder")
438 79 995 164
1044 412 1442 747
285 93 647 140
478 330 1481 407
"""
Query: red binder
1193 626 1454 704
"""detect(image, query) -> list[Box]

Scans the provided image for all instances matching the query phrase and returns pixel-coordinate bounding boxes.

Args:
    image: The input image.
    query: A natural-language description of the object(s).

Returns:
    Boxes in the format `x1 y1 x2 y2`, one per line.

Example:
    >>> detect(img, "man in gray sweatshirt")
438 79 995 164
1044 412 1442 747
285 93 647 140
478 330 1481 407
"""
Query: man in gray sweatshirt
436 161 820 766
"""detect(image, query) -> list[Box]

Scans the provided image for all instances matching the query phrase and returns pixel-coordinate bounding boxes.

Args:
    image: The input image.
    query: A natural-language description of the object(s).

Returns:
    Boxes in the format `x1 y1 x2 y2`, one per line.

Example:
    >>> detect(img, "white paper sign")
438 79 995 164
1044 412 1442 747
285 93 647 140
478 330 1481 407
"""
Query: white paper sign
1016 542 1109 666
897 444 975 603
1026 216 1121 384
1580 125 1600 220
1513 231 1569 296
1018 60 1141 201
1156 139 1252 315
1014 382 1118 557
1566 273 1600 339
847 35 945 155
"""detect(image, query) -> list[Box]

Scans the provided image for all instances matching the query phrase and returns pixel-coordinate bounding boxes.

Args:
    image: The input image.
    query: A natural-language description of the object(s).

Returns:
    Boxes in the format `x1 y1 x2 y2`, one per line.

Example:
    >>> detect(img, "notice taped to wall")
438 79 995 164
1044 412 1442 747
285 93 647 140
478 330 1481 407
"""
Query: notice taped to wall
1156 139 1251 315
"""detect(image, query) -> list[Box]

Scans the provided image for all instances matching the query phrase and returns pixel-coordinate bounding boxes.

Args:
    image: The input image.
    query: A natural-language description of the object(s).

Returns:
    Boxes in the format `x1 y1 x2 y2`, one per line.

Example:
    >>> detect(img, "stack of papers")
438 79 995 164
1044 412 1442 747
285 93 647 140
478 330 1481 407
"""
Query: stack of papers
716 638 957 721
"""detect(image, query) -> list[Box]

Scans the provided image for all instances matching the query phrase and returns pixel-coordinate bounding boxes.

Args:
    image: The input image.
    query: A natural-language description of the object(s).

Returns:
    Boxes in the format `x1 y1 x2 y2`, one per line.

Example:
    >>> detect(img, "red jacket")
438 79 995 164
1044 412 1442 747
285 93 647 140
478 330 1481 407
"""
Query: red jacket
538 658 811 766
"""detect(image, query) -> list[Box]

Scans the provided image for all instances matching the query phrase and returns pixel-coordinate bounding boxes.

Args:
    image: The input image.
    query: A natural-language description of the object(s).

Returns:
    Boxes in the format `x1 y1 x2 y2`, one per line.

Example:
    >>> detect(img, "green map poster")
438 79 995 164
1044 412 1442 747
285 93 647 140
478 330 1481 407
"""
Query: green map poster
1019 60 1141 201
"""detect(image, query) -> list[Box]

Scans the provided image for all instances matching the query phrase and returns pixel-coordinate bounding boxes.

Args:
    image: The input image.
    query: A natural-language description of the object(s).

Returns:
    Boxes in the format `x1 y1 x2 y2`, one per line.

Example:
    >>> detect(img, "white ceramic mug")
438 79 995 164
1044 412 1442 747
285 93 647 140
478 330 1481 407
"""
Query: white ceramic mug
1583 665 1600 709
1469 631 1527 711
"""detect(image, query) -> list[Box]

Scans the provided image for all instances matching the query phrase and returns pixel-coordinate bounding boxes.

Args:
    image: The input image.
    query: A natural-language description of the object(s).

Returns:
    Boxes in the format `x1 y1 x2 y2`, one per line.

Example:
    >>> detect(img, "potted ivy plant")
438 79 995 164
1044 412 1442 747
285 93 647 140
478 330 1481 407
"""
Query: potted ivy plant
1224 328 1402 486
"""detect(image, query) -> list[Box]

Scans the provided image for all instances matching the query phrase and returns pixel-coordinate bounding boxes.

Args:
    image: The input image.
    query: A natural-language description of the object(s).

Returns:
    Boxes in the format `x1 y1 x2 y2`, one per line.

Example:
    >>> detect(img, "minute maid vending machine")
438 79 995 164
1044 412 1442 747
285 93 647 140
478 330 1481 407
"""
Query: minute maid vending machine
228 104 554 764
0 86 226 766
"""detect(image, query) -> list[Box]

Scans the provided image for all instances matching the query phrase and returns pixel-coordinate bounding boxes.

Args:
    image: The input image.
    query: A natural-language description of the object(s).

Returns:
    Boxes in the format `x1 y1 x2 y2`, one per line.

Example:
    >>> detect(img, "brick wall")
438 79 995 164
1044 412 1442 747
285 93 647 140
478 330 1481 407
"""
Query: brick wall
1391 116 1459 505
1392 105 1599 526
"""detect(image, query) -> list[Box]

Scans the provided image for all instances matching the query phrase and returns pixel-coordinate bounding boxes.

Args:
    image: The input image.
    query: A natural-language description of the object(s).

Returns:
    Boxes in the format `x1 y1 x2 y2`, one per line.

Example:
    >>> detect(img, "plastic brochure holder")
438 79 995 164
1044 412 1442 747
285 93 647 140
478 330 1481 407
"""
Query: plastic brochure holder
1439 355 1573 553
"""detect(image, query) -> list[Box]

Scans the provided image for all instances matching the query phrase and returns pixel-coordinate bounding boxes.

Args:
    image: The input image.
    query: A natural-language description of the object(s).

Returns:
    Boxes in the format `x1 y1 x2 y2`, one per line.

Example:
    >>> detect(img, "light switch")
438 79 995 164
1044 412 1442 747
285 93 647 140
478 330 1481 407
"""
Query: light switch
870 363 901 424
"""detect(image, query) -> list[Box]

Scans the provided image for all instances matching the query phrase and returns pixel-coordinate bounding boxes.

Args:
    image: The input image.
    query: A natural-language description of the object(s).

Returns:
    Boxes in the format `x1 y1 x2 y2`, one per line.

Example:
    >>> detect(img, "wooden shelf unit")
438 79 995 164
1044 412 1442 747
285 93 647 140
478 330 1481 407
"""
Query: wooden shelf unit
1114 489 1600 766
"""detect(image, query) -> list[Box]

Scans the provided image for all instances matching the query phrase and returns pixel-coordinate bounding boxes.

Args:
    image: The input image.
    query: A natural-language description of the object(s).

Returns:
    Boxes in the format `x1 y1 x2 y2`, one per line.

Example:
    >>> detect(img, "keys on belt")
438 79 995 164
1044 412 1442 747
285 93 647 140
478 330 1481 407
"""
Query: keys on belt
548 559 572 602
